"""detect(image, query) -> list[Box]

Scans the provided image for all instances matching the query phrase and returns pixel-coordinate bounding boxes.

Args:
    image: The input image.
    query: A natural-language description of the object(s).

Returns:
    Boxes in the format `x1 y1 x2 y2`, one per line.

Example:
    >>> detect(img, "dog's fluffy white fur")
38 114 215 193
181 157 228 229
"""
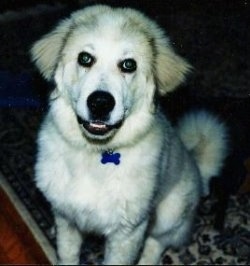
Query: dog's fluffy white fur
31 5 228 265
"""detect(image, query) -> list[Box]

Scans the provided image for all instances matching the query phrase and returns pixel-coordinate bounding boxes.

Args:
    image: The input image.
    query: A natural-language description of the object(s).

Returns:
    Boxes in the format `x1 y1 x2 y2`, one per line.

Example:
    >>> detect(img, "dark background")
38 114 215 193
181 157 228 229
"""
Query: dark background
0 0 249 98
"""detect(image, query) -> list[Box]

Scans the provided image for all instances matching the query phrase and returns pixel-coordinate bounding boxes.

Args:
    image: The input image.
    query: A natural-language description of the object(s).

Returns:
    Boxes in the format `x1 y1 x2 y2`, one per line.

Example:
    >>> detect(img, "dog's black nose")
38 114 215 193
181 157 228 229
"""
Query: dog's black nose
87 90 115 120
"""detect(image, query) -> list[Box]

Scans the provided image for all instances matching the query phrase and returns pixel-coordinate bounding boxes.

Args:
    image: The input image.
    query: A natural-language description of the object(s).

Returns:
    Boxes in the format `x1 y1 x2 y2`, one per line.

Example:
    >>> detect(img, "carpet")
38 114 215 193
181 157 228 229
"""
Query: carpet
0 1 249 265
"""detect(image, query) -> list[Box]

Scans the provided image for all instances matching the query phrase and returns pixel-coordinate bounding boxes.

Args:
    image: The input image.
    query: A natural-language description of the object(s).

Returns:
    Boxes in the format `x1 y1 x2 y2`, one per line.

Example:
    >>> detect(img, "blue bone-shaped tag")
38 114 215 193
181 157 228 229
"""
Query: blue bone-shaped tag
101 151 121 165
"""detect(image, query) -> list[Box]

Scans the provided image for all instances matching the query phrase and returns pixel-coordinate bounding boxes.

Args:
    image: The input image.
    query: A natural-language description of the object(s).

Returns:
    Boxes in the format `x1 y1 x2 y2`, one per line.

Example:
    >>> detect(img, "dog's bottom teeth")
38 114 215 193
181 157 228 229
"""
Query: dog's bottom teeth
88 122 109 135
90 122 107 129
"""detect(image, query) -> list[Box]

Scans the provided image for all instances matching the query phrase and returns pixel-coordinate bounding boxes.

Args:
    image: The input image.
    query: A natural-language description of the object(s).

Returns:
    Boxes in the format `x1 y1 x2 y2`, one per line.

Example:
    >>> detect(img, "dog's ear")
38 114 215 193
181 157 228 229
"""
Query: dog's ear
30 19 72 81
154 37 192 95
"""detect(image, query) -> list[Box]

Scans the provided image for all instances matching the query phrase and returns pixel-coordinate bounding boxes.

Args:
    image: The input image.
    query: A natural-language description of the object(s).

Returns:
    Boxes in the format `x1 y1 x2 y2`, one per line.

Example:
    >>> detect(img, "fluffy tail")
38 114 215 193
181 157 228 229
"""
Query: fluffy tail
177 111 228 196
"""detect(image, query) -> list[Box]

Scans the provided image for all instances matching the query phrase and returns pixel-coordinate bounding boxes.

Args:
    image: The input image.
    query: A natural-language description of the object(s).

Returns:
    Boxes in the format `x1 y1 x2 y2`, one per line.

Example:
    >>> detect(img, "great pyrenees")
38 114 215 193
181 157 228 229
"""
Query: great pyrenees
31 5 227 265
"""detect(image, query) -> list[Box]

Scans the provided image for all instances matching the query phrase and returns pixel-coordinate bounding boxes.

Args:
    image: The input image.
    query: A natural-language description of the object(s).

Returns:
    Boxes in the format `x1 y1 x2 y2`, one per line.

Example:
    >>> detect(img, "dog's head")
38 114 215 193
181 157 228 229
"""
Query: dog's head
31 5 190 142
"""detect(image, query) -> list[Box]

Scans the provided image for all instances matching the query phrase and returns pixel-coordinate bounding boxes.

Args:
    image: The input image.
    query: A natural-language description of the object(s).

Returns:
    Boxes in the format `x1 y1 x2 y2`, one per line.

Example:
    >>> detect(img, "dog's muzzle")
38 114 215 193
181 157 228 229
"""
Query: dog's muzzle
77 90 123 136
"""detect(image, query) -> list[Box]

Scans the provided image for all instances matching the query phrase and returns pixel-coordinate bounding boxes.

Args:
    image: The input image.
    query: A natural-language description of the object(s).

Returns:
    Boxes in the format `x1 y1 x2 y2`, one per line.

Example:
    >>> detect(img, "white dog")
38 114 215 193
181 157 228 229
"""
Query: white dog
31 5 228 265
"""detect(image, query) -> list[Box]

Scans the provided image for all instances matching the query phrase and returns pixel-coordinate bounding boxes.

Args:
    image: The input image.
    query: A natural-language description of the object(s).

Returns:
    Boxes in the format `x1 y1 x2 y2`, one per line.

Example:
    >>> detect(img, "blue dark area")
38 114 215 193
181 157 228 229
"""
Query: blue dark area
0 70 41 107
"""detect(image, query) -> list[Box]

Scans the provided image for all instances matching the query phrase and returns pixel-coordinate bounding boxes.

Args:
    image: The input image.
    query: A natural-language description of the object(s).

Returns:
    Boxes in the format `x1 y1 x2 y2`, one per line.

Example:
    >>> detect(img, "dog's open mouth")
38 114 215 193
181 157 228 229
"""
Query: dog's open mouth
77 116 122 136
83 121 113 135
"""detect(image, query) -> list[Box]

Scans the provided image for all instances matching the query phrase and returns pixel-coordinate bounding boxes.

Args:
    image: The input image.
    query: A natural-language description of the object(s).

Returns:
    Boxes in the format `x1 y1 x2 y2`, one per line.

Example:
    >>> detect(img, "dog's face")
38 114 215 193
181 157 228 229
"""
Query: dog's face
31 5 190 142
54 24 153 140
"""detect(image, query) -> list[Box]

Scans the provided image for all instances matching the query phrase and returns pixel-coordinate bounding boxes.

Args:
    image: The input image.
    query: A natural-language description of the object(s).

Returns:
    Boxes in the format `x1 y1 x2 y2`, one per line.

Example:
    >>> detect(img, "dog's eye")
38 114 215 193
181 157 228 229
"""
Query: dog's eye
119 59 137 73
78 52 95 67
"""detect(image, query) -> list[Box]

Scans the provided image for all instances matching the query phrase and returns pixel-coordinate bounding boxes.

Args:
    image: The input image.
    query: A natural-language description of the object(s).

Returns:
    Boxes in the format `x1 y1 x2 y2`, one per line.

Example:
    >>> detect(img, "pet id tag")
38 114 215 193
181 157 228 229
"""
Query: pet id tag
101 150 121 165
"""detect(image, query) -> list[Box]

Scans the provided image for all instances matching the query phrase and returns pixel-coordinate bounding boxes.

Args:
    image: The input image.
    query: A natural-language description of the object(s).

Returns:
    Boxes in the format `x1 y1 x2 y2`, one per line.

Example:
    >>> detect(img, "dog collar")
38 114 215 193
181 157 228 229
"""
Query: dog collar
101 150 120 165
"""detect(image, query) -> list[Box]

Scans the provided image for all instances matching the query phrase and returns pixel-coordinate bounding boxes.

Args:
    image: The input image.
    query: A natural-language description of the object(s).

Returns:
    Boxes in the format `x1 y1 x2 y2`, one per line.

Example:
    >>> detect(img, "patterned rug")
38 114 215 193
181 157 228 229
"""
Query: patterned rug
0 1 249 265
0 108 249 265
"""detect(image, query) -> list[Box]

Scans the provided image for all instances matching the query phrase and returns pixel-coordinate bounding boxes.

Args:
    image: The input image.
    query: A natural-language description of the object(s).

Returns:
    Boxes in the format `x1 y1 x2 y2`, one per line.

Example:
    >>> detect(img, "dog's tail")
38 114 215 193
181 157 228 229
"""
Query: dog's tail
177 111 228 196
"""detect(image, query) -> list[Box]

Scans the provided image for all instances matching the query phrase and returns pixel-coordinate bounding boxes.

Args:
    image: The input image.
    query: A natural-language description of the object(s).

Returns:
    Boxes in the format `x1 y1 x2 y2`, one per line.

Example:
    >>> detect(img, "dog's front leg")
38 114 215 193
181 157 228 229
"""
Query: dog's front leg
55 213 83 265
103 220 148 265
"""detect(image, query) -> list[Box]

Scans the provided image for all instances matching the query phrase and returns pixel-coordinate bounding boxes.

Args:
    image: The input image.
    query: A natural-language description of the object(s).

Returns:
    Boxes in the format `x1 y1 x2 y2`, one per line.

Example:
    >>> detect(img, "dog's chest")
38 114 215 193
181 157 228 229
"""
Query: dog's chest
50 150 155 234
62 175 126 233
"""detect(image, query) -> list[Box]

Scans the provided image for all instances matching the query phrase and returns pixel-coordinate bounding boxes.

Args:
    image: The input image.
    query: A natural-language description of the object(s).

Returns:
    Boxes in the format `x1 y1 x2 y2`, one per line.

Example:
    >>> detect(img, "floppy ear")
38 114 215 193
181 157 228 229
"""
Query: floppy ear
30 18 72 81
154 38 192 95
